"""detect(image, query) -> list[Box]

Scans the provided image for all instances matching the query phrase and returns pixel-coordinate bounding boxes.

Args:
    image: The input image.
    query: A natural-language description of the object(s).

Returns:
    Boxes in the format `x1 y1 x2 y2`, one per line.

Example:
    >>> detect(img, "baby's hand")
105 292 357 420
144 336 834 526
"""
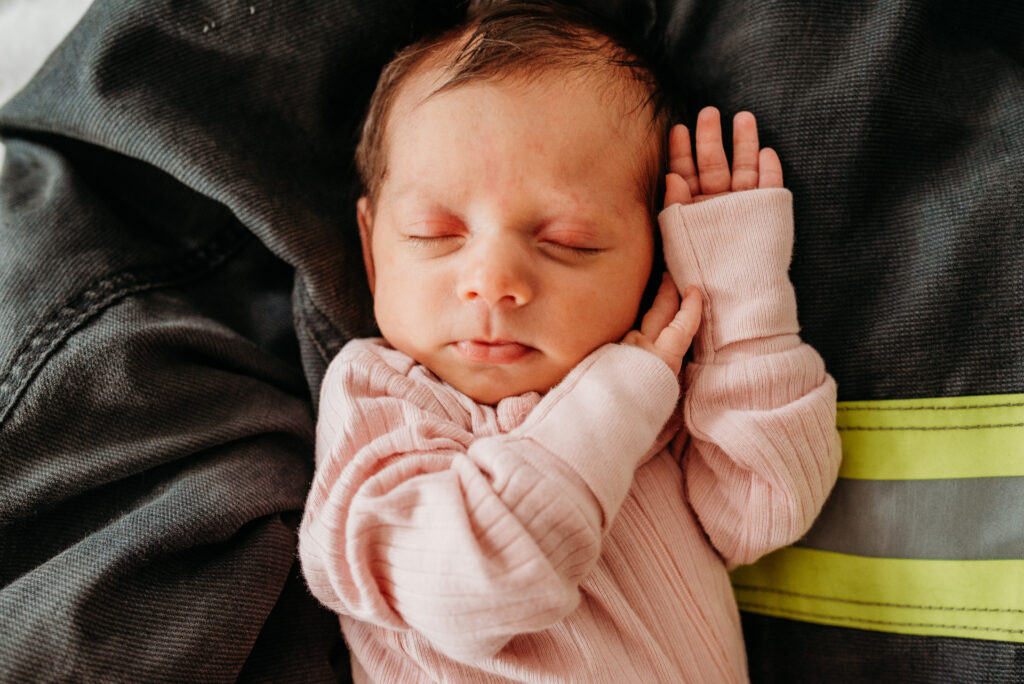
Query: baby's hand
621 273 702 376
664 106 784 206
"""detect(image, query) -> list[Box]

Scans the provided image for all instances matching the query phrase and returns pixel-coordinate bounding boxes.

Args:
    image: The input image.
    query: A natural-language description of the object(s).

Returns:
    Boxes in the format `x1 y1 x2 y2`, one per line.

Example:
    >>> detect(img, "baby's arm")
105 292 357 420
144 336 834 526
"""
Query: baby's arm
298 339 678 663
661 108 842 568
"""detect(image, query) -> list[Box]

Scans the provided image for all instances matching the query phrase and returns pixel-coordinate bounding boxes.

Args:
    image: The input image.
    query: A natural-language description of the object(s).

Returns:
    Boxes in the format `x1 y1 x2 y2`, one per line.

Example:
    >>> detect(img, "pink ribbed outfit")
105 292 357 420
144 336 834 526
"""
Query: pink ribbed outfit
299 189 842 683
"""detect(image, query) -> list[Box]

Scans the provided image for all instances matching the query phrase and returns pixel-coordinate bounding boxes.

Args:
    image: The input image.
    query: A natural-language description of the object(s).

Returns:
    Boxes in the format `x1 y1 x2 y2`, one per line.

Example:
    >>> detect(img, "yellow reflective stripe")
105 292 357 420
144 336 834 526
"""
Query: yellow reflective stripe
837 393 1024 480
731 547 1024 643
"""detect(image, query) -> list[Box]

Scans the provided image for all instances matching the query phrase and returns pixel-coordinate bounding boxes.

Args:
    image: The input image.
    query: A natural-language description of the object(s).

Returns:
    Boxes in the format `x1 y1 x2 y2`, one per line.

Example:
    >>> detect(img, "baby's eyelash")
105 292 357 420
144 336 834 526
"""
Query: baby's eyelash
543 241 602 256
403 235 461 246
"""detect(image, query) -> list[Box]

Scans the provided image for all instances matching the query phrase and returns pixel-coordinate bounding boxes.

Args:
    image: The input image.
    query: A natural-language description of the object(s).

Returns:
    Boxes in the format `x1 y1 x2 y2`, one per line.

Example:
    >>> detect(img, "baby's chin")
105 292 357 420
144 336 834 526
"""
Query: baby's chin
463 385 540 406
423 356 568 406
437 369 551 406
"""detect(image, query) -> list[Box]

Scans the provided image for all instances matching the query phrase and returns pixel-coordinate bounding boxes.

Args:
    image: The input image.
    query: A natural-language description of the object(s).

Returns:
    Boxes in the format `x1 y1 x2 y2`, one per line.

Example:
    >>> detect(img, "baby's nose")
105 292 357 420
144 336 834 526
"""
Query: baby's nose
455 240 533 307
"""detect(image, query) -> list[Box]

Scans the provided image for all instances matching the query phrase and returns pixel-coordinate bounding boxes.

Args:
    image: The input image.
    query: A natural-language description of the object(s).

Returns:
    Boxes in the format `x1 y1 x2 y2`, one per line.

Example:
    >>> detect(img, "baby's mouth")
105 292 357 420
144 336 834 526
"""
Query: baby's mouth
454 340 533 364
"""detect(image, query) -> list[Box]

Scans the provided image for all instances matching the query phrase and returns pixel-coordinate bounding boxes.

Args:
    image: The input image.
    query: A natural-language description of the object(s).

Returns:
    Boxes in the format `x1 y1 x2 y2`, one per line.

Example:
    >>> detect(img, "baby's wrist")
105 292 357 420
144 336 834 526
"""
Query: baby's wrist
659 188 800 354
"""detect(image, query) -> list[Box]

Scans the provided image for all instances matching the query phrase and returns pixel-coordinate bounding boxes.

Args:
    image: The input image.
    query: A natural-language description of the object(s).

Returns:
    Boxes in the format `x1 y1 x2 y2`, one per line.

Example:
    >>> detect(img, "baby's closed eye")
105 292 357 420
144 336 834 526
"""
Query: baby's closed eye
536 223 606 257
403 216 465 238
399 217 467 255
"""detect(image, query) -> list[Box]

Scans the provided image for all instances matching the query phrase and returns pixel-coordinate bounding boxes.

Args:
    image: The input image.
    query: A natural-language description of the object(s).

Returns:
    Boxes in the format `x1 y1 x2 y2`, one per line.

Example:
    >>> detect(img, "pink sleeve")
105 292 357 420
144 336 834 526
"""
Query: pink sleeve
298 340 678 663
659 189 842 569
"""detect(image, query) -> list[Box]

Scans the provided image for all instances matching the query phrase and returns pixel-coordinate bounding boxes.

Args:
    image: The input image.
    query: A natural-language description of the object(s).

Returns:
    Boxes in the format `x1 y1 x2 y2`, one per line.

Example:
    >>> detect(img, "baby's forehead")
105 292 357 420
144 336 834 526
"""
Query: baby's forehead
383 70 657 193
389 59 652 135
376 66 661 216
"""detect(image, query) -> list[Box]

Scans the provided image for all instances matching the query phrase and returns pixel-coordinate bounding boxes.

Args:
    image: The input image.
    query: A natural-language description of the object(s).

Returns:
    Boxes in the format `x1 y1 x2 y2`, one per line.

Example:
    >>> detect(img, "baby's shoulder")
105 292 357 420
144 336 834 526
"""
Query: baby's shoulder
336 337 417 375
322 339 483 432
320 338 417 397
327 338 459 407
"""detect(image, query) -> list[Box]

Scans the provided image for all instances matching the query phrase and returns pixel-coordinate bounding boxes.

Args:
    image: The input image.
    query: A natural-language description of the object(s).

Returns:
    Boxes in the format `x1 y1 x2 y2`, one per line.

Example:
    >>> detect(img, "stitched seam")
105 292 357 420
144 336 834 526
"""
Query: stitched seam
664 207 717 363
837 424 1023 431
738 602 1024 635
298 312 331 366
681 211 718 363
839 402 1024 411
0 224 251 427
294 280 336 366
733 585 1024 614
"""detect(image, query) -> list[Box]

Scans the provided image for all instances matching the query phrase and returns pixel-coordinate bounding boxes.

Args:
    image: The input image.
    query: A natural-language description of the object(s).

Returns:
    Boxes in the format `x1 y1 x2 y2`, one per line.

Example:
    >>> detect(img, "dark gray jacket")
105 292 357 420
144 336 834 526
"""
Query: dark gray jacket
1 1 1021 681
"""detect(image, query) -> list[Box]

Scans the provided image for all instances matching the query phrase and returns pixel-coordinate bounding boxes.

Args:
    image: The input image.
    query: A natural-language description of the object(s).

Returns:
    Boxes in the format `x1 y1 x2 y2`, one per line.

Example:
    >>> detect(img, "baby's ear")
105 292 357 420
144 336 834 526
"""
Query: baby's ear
356 197 375 295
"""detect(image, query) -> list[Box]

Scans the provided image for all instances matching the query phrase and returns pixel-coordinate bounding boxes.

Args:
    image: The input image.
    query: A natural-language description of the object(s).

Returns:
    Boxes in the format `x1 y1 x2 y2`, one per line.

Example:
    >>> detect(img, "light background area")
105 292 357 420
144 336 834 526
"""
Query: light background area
0 0 93 168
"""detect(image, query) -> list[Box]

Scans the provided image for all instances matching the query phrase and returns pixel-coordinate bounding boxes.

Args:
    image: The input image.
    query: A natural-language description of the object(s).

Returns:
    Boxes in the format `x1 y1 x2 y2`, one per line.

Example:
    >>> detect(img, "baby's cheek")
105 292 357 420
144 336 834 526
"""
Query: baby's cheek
373 284 417 345
554 299 633 358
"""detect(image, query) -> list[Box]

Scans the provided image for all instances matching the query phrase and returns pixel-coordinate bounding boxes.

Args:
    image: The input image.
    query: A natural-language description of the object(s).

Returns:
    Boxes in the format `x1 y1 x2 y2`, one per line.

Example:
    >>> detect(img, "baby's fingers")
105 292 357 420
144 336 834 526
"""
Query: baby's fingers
640 274 680 339
652 286 702 375
695 107 731 196
669 124 700 198
731 111 760 191
758 147 784 188
664 172 692 207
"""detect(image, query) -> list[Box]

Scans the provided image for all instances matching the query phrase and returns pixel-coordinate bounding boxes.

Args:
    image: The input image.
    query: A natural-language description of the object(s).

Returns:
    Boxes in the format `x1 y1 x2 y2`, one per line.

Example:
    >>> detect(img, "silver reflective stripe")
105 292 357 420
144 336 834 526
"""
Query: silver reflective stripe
797 476 1024 560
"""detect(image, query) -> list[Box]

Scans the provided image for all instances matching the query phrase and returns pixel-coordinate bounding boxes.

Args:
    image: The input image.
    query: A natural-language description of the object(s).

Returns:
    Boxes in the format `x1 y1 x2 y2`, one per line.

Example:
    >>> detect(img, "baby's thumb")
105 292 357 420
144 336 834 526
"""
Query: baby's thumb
664 173 692 206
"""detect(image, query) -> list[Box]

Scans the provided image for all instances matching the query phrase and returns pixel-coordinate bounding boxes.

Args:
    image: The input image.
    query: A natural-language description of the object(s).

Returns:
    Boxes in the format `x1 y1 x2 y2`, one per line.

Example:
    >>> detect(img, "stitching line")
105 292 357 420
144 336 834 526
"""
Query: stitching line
837 423 1023 432
293 283 331 366
738 602 1024 635
0 224 251 427
733 585 1024 614
295 277 339 366
292 274 368 369
839 402 1024 411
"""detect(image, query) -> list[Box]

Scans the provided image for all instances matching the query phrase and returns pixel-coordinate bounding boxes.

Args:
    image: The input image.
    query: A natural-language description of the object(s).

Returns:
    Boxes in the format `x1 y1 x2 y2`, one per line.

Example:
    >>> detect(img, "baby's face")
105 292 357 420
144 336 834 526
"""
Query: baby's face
358 67 654 404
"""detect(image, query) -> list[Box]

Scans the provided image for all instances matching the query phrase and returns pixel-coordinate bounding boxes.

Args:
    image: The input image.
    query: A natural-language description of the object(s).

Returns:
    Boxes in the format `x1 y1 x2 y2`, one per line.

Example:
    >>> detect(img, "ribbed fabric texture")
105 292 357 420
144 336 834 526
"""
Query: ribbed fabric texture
299 189 841 683
660 189 799 360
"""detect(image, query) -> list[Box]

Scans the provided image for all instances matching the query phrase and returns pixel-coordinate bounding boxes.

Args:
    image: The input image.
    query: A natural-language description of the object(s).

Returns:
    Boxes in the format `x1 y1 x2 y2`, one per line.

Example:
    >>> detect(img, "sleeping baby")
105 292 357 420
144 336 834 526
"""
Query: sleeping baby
298 2 841 682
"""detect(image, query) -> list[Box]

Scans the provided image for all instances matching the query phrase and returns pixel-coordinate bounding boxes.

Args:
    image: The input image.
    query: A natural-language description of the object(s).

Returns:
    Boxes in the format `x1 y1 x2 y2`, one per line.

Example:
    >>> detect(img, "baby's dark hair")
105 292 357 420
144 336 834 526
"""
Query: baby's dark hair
355 1 670 216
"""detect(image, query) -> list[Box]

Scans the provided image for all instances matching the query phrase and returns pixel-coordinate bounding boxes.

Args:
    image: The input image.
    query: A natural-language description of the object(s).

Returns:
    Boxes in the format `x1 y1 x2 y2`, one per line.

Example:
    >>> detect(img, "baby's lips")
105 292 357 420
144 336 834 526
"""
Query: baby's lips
454 340 533 364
